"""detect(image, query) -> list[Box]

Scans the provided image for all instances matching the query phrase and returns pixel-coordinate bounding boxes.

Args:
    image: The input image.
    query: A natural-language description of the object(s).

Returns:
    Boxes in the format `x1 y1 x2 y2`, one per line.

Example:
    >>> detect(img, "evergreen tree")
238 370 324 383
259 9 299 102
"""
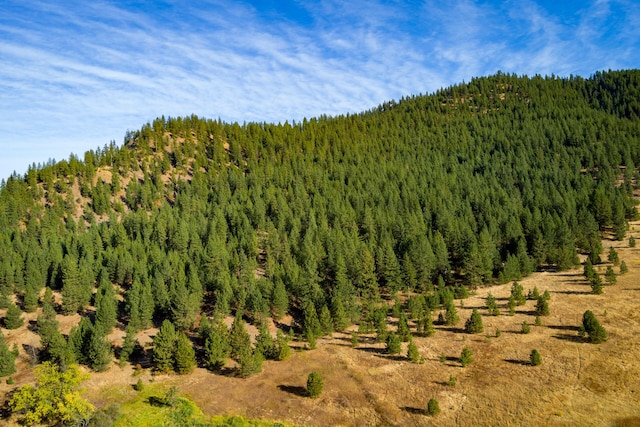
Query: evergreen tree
580 310 607 343
237 349 263 378
605 265 617 285
521 321 531 334
397 312 411 341
0 332 17 377
4 303 24 329
255 322 277 360
330 295 349 332
535 296 550 316
530 349 542 366
464 309 484 334
229 313 251 360
88 327 112 372
510 282 526 306
205 320 230 370
607 247 620 265
590 273 604 294
386 332 401 355
407 339 422 363
319 304 333 336
275 329 291 361
486 292 499 316
270 278 288 321
174 332 196 374
444 302 459 326
427 398 440 416
460 346 473 367
620 260 629 274
153 319 177 373
119 323 138 366
306 371 323 398
94 279 117 334
68 317 94 365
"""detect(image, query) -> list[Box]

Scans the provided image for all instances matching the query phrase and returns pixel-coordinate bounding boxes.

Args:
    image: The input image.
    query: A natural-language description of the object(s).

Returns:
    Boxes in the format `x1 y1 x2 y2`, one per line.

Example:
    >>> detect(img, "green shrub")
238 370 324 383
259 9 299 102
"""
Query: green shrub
530 349 542 366
306 372 323 398
427 398 440 416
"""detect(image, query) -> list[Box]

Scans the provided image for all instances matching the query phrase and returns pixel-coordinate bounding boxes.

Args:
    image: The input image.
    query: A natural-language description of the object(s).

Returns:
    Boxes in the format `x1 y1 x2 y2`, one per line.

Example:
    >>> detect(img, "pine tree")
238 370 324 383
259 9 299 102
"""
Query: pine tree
88 327 112 372
0 332 17 377
580 310 607 343
237 349 263 378
153 319 177 372
119 323 138 366
275 329 291 361
605 265 617 285
271 278 288 321
460 346 473 367
319 304 333 337
444 302 459 326
174 332 196 374
94 279 117 334
535 296 550 316
521 321 531 334
464 309 484 334
590 273 604 294
205 321 230 370
306 371 323 398
510 282 526 306
407 340 422 363
397 312 411 341
620 260 629 274
427 398 440 416
302 300 322 340
229 313 251 360
330 295 349 332
4 303 24 329
386 332 401 355
255 322 277 360
486 292 499 316
607 247 620 266
530 349 542 366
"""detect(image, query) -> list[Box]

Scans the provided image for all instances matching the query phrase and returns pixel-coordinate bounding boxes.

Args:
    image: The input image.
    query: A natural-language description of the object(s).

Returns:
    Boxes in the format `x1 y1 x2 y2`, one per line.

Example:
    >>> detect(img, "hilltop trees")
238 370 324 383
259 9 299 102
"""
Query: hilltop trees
0 70 639 385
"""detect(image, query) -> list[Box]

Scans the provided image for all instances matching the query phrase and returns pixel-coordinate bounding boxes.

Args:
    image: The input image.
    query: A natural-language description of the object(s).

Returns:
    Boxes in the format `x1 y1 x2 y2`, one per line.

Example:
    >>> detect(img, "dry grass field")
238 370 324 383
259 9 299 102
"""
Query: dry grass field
3 226 640 426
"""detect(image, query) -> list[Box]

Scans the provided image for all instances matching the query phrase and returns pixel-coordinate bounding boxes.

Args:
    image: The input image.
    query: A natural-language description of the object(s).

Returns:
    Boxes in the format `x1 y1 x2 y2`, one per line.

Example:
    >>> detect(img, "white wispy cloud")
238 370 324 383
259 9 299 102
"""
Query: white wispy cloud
0 0 638 179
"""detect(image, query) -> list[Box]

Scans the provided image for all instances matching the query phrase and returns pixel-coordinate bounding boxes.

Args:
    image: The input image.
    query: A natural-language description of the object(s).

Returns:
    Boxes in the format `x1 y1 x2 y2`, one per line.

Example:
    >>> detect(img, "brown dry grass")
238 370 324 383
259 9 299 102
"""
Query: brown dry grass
3 229 640 426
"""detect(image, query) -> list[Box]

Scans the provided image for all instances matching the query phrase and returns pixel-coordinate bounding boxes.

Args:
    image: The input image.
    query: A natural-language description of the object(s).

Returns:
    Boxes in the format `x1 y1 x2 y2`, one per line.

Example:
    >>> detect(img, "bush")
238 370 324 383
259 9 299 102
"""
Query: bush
620 260 629 274
386 332 401 355
447 375 457 386
427 398 440 416
530 349 542 366
460 346 473 367
580 310 607 343
464 309 484 334
521 321 530 334
306 372 323 398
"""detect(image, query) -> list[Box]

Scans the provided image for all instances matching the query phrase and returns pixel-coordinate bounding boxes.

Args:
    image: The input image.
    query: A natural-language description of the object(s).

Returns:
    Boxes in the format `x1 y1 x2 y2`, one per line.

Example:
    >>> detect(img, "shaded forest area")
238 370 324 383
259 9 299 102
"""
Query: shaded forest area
1 70 640 380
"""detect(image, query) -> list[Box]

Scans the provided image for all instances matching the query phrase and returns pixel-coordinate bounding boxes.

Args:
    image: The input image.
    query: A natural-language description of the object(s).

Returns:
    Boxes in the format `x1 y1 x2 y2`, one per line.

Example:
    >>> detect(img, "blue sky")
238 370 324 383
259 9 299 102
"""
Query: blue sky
1 0 639 180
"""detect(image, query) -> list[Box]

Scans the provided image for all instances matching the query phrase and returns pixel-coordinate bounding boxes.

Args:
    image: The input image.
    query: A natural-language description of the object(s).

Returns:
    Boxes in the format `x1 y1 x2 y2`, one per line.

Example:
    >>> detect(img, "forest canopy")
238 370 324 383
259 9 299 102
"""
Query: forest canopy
0 70 639 364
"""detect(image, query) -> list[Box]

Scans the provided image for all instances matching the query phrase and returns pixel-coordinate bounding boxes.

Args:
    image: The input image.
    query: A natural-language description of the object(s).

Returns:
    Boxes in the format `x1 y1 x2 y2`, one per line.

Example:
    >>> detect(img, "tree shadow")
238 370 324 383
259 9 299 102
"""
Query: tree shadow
552 290 592 295
277 384 307 397
547 325 580 332
374 353 407 362
356 346 384 354
401 406 427 415
504 358 530 366
553 334 584 343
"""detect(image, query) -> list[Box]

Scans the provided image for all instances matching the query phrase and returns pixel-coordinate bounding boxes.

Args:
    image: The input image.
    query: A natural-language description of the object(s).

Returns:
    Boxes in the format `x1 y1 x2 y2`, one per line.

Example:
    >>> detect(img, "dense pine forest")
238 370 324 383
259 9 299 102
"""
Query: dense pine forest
1 70 640 424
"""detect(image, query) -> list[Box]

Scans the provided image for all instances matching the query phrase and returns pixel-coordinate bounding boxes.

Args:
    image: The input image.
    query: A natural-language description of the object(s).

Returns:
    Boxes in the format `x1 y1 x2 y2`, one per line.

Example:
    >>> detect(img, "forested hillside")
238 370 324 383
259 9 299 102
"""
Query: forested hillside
1 70 640 423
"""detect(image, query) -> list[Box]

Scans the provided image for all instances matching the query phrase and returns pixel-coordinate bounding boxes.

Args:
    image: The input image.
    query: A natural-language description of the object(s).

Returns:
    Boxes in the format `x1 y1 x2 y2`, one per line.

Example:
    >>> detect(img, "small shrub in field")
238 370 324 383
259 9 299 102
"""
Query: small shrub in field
620 260 629 274
580 310 607 343
306 372 323 398
427 398 440 416
530 349 542 366
464 309 484 334
521 321 531 334
629 236 636 248
448 374 457 386
460 346 473 367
